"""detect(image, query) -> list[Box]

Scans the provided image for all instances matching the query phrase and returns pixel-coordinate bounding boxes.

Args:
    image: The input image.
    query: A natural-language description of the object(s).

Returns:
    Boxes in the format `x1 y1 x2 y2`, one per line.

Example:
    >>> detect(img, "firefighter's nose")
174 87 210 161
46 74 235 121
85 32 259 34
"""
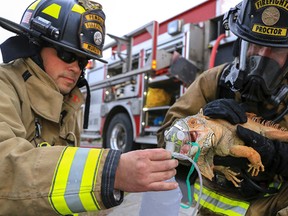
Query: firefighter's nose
257 47 272 57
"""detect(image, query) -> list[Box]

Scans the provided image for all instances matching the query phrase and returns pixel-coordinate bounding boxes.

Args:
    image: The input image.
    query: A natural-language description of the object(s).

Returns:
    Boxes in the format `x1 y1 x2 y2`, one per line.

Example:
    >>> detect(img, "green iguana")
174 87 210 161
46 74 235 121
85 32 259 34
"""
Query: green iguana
164 109 288 187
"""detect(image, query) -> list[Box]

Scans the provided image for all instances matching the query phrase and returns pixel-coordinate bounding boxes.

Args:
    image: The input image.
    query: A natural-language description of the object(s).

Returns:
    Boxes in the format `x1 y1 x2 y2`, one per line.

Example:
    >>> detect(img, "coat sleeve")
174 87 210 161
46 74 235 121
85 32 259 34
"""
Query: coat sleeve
0 77 122 215
156 65 225 147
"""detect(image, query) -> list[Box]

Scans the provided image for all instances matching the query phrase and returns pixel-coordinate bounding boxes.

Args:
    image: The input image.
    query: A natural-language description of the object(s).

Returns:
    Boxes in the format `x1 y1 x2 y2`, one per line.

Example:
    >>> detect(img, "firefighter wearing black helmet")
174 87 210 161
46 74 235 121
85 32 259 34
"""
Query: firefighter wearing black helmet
158 0 288 215
0 0 179 215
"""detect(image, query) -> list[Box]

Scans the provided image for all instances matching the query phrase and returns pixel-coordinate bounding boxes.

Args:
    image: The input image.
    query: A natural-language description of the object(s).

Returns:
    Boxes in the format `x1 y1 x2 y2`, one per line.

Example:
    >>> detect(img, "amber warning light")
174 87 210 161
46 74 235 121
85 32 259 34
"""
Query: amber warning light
86 60 94 69
152 60 157 70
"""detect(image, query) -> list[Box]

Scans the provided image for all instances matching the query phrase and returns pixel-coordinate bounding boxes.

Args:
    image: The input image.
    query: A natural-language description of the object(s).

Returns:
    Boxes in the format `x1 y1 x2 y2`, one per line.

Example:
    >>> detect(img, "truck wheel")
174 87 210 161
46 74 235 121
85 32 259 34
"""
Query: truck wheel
105 113 134 152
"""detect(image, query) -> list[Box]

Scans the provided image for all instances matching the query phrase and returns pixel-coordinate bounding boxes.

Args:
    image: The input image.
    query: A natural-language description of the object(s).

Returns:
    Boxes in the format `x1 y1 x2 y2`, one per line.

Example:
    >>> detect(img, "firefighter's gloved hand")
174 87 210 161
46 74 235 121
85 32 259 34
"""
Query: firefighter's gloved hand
203 99 247 125
236 125 288 177
236 125 275 169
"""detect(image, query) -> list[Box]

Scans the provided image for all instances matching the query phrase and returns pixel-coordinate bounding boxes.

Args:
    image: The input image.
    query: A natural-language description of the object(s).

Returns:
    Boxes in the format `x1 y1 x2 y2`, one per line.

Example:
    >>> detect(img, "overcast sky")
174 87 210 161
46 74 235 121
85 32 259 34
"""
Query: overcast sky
0 0 241 62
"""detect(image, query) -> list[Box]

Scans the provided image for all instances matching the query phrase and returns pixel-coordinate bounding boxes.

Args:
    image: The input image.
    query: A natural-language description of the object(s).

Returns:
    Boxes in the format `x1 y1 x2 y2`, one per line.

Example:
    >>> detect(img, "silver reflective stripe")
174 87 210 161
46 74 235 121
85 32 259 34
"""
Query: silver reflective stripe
49 147 101 215
194 183 249 216
65 148 88 212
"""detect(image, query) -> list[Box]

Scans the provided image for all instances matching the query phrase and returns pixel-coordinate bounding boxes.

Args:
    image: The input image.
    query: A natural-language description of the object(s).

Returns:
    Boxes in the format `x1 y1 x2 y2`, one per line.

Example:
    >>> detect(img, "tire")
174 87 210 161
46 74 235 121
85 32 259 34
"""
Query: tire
105 113 134 152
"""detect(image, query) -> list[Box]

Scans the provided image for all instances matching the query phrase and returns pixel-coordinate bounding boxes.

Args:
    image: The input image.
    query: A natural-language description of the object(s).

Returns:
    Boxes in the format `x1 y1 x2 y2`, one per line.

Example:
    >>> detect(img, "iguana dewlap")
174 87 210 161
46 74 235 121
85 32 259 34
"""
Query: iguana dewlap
164 109 288 187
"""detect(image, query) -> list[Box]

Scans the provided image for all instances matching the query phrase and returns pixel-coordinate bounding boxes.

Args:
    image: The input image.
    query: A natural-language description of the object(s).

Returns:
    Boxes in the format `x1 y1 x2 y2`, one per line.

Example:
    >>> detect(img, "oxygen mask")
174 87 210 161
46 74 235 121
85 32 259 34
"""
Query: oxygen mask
164 118 199 158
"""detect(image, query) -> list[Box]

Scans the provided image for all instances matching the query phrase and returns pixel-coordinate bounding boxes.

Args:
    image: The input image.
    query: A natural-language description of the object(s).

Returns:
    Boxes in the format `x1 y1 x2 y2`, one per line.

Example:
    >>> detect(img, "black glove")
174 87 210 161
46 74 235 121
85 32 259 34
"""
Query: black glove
236 125 288 177
203 99 247 124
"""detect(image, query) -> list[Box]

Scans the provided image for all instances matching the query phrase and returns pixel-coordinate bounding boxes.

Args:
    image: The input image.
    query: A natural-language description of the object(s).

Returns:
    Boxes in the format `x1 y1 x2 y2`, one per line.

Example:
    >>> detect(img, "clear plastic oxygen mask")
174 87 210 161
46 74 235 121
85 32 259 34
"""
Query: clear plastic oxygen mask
164 118 199 158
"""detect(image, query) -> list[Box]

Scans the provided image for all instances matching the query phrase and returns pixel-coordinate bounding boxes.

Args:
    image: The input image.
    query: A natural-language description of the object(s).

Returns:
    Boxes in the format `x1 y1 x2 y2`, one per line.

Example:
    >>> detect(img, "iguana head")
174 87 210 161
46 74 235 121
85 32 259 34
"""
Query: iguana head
164 109 215 158
185 109 215 155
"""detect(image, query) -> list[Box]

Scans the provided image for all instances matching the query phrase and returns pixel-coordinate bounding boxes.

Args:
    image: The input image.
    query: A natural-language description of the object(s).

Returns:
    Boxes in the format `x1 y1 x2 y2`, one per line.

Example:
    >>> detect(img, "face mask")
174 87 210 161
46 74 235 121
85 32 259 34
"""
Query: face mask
241 55 283 102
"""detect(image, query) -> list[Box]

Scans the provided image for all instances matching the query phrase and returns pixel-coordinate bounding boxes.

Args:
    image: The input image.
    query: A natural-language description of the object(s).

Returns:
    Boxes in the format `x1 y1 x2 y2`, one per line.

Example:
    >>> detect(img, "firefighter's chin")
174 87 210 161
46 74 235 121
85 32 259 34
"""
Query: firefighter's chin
58 83 76 95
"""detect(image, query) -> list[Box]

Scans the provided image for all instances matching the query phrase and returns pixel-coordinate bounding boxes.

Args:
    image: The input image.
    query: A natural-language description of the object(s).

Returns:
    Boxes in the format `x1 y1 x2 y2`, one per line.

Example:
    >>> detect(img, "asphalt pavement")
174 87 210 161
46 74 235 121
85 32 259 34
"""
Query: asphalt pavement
97 164 197 216
98 192 196 216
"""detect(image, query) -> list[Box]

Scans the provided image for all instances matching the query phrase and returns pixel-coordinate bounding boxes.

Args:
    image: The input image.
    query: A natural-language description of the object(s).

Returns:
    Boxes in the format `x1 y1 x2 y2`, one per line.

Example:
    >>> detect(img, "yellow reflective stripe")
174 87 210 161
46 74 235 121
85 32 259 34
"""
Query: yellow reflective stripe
194 183 249 216
71 4 86 14
28 0 41 10
264 181 282 197
49 147 77 214
42 3 61 19
79 148 102 211
269 181 282 189
49 147 103 215
195 183 249 209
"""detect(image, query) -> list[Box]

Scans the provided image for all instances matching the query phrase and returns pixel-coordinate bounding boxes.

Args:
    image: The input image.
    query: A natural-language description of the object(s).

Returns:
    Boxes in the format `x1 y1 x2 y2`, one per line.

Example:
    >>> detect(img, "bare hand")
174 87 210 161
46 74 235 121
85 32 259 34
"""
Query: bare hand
114 148 179 192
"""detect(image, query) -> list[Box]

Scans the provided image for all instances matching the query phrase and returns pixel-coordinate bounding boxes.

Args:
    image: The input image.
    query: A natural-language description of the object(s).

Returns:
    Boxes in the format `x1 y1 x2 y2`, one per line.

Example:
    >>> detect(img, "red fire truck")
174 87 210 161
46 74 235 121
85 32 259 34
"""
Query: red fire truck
80 0 241 152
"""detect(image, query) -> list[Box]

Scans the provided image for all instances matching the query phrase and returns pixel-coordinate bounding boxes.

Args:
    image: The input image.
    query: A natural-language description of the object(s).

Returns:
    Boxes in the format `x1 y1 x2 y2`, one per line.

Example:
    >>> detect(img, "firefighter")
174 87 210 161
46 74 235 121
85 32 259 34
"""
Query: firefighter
157 0 288 215
0 0 179 215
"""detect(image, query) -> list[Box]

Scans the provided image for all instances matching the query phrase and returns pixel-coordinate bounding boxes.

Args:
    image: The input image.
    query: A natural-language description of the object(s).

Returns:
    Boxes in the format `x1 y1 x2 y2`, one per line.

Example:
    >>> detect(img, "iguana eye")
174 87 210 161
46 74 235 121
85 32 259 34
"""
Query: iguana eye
187 118 197 128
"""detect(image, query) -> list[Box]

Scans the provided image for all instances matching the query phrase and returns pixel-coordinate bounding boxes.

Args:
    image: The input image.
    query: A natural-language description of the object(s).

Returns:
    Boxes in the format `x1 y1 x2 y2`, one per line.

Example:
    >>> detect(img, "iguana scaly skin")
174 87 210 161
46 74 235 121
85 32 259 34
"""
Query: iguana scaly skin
168 109 288 187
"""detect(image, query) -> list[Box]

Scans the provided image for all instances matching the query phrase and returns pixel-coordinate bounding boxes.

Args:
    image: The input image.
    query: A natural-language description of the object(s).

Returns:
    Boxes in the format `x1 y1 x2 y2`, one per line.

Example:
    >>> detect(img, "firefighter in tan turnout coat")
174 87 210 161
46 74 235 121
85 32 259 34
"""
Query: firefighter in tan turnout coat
158 0 288 215
0 0 178 215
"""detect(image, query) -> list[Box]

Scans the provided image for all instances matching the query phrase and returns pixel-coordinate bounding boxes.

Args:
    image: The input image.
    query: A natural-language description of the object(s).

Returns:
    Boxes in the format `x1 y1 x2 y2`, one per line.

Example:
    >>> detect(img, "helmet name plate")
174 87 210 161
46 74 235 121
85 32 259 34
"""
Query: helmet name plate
252 24 287 36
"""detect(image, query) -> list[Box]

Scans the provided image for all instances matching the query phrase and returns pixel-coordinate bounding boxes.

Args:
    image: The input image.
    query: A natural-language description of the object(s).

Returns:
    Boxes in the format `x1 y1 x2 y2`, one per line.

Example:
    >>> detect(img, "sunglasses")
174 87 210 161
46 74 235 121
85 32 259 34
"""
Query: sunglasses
55 48 89 70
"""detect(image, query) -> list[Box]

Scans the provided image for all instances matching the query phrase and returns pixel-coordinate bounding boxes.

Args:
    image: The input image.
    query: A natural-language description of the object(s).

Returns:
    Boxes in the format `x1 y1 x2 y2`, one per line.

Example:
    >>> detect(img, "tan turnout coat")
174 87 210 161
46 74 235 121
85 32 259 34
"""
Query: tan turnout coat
0 58 113 215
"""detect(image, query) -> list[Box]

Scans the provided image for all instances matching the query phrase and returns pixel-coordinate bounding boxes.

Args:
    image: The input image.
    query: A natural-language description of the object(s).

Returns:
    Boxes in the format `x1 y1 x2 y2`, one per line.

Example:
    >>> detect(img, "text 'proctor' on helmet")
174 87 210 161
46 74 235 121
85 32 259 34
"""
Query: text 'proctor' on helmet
20 0 106 62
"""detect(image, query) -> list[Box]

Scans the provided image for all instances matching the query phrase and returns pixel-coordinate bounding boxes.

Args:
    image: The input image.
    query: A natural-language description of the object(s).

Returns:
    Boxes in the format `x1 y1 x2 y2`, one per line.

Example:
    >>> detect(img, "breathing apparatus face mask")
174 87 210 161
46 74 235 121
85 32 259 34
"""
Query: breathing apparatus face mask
229 40 288 103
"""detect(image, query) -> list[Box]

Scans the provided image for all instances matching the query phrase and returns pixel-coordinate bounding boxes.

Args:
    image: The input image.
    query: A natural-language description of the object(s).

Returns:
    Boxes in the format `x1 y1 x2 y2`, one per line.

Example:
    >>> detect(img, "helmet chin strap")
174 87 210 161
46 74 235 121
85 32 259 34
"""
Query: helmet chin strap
77 74 90 129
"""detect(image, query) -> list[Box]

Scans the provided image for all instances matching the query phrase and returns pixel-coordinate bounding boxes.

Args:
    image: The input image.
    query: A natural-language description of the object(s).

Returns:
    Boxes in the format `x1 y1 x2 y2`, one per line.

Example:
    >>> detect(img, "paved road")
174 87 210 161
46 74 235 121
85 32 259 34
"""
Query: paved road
97 164 198 216
98 192 196 216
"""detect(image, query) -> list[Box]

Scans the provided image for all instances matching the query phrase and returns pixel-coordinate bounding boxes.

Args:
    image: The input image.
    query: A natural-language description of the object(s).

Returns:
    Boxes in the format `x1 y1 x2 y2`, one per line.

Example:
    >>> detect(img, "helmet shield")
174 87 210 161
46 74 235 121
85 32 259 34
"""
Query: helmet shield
17 0 107 63
79 9 105 58
228 0 288 48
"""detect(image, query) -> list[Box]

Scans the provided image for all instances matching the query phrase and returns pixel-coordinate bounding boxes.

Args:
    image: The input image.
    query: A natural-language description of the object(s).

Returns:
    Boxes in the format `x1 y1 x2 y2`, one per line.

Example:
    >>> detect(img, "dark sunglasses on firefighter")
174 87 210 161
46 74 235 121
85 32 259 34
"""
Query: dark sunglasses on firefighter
54 47 89 70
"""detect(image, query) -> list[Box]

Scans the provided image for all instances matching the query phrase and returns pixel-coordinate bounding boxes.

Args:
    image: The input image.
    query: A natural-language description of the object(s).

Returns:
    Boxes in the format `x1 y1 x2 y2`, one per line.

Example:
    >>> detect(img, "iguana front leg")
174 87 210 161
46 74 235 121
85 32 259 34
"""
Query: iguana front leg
214 165 242 187
229 145 265 176
197 155 215 181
